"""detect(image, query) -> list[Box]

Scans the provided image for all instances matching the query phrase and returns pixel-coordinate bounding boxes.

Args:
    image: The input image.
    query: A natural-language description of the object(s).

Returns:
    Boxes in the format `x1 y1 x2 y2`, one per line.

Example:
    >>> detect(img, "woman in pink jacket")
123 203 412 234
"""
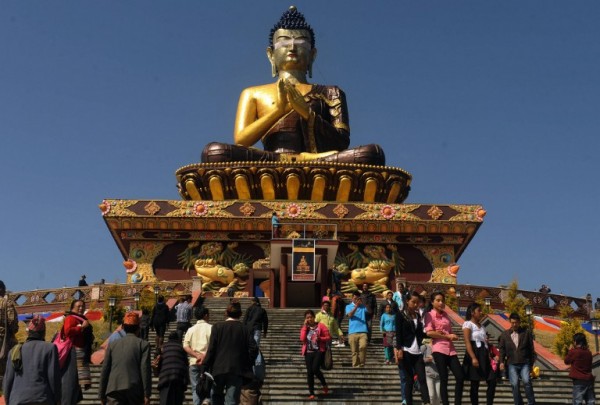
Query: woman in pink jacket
300 309 331 400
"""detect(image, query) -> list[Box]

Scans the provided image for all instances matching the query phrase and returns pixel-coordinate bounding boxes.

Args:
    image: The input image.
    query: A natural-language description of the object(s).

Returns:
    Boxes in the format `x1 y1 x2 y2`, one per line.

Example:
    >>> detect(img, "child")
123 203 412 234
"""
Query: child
564 332 596 405
380 303 395 365
421 338 441 405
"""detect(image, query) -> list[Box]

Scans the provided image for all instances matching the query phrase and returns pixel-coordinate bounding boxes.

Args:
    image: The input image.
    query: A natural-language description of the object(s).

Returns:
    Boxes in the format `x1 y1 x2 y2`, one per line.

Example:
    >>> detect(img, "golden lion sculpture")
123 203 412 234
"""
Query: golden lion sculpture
194 258 249 292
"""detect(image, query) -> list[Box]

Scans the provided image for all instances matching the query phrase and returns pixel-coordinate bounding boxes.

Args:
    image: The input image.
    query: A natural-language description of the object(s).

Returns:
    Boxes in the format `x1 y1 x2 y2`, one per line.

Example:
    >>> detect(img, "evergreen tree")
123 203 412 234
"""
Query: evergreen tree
503 280 529 321
503 280 535 333
103 284 125 326
553 305 585 359
138 288 156 313
476 297 492 315
446 290 458 312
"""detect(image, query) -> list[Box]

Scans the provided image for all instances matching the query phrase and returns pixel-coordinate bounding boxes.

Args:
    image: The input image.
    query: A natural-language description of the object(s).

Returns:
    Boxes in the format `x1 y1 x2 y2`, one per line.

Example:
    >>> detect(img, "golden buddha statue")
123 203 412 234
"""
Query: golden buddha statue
202 6 385 166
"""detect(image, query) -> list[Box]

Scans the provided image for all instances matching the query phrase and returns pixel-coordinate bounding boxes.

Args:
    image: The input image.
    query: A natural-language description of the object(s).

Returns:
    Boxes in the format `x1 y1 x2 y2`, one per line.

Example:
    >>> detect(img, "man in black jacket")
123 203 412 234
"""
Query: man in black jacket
360 283 377 343
150 295 171 355
204 301 258 405
498 313 537 405
243 297 269 345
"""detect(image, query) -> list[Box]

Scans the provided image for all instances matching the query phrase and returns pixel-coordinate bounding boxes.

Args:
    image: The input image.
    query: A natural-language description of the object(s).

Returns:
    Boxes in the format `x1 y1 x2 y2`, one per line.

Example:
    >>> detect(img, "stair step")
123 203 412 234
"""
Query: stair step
79 299 596 404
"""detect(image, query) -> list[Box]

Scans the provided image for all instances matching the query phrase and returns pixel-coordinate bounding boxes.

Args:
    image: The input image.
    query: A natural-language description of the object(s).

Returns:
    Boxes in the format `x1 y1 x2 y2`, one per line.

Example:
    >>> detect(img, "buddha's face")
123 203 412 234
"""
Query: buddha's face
268 29 316 73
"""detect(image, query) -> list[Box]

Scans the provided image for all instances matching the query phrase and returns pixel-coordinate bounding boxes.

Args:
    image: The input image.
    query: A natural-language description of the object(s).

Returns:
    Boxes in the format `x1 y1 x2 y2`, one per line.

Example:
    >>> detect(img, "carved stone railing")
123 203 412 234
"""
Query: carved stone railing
8 280 194 313
8 280 591 319
407 282 592 319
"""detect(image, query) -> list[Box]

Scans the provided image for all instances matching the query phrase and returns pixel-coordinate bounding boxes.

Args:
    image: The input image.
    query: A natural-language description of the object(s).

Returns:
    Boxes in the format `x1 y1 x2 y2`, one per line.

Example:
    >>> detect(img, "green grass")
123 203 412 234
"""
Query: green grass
15 318 112 349
532 328 598 358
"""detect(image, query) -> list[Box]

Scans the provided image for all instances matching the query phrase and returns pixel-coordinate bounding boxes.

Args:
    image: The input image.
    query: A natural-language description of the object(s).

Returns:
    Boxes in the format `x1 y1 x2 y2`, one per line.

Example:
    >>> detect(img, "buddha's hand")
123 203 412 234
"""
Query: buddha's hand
276 79 292 114
284 80 310 120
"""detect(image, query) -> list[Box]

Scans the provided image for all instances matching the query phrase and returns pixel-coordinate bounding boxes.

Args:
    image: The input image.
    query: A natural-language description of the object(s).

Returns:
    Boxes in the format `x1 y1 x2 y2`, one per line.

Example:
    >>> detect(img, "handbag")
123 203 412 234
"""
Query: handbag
196 369 215 401
322 346 333 370
383 331 395 347
53 329 73 369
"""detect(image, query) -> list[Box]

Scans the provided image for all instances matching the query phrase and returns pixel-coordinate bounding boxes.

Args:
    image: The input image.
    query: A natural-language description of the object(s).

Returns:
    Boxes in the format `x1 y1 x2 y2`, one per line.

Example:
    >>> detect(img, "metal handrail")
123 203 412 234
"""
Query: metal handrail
272 222 338 240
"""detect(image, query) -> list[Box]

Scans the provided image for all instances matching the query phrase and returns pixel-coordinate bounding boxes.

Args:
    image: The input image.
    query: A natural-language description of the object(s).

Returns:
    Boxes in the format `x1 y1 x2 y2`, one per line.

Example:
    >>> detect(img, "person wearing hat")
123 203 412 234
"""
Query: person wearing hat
0 279 18 389
99 312 151 405
77 275 87 300
3 315 62 405
78 275 88 287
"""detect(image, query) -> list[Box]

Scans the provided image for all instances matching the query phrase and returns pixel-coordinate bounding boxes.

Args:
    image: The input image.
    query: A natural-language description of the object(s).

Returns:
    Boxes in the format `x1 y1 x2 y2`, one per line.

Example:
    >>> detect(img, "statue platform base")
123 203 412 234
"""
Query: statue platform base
176 161 412 203
101 198 485 307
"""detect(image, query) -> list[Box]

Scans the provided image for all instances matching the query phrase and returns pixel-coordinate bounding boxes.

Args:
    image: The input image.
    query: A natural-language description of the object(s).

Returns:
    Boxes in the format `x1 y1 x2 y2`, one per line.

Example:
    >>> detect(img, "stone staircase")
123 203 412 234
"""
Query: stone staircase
76 298 595 404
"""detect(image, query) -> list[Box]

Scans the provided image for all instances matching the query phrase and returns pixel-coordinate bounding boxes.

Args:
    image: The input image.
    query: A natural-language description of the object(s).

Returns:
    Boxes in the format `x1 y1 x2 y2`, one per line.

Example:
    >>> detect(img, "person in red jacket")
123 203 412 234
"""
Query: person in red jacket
300 309 331 400
64 299 94 390
564 333 596 405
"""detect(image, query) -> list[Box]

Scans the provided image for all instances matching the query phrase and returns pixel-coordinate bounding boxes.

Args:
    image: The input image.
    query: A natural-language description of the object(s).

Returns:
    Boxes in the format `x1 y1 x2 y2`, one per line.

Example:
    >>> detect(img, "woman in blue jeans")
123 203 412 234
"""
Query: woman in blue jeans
564 333 595 405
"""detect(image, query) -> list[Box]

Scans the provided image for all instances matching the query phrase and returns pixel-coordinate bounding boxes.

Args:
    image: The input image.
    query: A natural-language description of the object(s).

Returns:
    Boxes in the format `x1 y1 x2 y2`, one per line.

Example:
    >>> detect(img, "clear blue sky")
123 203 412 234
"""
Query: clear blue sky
1 1 599 298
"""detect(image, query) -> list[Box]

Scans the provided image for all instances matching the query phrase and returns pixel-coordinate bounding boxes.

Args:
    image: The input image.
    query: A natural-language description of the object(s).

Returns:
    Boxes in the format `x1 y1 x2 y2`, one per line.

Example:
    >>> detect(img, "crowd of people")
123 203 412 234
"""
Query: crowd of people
302 283 596 405
104 298 265 405
0 282 268 405
1 277 598 405
1 287 96 405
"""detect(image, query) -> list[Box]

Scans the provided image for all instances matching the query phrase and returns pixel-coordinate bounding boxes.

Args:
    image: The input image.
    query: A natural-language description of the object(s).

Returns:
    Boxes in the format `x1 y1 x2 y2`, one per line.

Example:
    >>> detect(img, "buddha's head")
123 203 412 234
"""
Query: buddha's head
267 6 317 78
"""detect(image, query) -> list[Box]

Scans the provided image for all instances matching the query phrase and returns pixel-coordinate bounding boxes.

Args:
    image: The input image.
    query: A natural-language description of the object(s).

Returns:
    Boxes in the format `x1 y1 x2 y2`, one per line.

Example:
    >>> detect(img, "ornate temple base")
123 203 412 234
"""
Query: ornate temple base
101 198 485 307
